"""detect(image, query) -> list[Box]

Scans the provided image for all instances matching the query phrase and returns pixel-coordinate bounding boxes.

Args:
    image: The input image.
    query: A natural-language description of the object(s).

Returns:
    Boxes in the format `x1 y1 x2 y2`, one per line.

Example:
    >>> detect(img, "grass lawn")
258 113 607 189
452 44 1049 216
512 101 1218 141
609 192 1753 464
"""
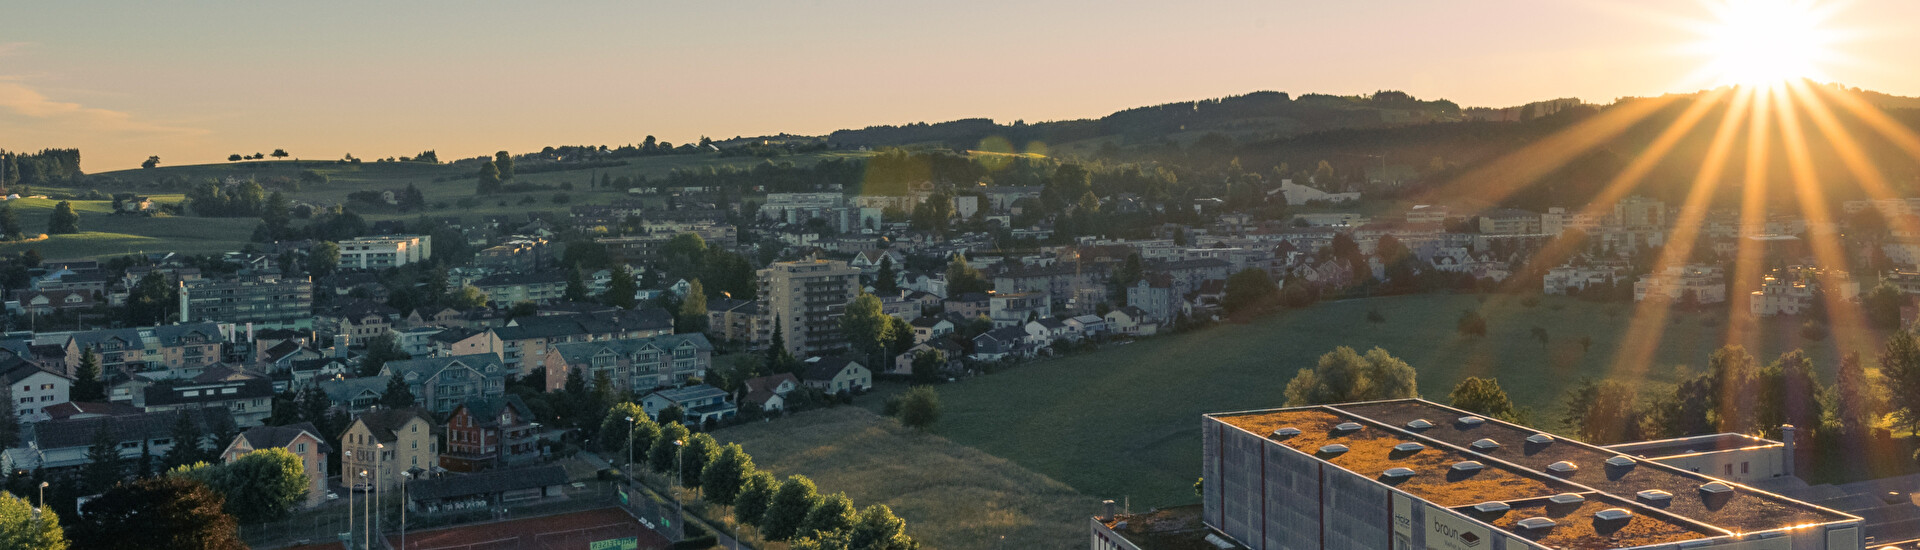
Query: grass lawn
927 293 1889 509
0 197 258 259
716 406 1101 550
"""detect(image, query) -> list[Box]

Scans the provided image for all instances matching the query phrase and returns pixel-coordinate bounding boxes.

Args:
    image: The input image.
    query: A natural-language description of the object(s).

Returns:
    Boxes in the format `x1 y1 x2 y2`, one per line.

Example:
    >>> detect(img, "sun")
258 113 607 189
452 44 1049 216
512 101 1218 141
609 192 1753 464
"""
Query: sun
1693 0 1839 88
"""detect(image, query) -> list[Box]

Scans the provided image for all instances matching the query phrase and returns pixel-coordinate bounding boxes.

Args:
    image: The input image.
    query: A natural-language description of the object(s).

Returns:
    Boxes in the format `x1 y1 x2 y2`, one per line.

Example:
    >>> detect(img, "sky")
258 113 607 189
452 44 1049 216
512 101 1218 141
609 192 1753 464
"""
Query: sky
5 0 1919 171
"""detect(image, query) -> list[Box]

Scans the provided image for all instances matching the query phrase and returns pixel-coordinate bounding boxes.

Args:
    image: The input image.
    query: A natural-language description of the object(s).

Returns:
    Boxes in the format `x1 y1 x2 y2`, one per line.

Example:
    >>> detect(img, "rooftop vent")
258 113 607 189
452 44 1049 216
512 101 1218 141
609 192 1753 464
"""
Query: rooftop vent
1700 482 1735 495
1333 422 1363 433
1594 508 1634 521
1272 427 1301 438
1515 517 1557 530
1406 419 1434 430
1526 433 1554 444
1383 467 1416 478
1318 444 1349 455
1637 490 1673 503
1458 416 1486 426
1605 455 1636 468
1548 493 1586 505
1471 438 1501 451
1452 460 1485 472
1471 501 1511 513
1547 461 1579 474
1393 442 1426 453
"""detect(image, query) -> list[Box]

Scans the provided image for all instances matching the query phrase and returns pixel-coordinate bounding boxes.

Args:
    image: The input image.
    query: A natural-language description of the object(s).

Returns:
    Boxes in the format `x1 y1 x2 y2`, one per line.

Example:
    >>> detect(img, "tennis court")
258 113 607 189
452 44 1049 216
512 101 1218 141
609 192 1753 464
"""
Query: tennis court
390 507 670 550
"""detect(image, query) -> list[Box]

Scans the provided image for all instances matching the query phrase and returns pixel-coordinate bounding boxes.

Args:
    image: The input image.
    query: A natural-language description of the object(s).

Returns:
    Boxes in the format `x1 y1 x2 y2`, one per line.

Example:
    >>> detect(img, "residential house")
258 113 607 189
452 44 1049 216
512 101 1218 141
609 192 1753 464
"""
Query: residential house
850 249 905 275
971 326 1031 361
892 339 964 376
441 395 539 472
706 298 770 348
1543 264 1625 296
1128 277 1179 328
338 235 431 270
739 374 799 413
1064 314 1107 340
799 356 872 395
319 300 401 349
139 372 276 426
220 422 333 507
1024 318 1071 347
640 384 737 425
288 357 354 391
908 316 954 345
317 376 389 413
340 407 438 490
989 292 1051 328
380 354 508 413
14 289 98 315
942 292 990 319
1104 306 1157 337
1478 208 1544 235
4 360 71 423
391 326 444 357
1750 266 1860 316
472 271 568 304
1635 265 1728 304
483 309 675 387
4 408 234 472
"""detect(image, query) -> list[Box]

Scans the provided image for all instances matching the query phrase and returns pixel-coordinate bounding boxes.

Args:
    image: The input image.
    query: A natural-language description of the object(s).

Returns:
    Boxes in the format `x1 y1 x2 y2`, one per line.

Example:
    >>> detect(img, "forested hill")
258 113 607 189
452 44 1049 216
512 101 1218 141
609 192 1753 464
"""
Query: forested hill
826 91 1466 149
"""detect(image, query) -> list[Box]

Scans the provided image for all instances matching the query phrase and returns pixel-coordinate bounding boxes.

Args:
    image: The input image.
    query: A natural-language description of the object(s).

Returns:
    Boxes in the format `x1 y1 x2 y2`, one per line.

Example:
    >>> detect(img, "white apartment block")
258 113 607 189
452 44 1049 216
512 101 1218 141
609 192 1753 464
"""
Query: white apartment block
339 235 432 270
1634 264 1727 304
1749 266 1859 316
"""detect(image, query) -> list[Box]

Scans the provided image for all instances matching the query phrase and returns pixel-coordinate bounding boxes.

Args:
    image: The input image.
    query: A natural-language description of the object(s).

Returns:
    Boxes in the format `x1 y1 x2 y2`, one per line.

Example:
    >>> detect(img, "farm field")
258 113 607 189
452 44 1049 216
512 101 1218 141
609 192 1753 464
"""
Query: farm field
717 406 1100 550
925 293 1889 509
0 197 259 259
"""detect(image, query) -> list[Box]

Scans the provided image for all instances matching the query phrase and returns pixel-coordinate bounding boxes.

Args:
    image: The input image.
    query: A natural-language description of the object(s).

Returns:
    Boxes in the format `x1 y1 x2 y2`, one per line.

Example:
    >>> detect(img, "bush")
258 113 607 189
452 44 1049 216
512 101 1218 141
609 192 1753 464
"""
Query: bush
1800 321 1829 341
551 193 571 204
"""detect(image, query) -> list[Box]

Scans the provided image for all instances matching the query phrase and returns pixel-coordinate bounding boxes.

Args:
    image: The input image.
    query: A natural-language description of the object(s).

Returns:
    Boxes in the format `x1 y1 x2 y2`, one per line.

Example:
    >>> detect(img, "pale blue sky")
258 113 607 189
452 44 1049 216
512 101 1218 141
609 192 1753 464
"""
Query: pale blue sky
4 0 1916 169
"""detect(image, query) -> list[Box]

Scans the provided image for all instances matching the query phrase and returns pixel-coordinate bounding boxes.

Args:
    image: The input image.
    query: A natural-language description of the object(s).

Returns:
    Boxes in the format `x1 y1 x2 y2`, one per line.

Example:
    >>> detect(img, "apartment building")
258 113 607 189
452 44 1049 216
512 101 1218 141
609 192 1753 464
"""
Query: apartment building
548 333 714 395
338 235 432 270
341 407 438 490
1634 264 1727 304
181 273 314 326
758 259 860 357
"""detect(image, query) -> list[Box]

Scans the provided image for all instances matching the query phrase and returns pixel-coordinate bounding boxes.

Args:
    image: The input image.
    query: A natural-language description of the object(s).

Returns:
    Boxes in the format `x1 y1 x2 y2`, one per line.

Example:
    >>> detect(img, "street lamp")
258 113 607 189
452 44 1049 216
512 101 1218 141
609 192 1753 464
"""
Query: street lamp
401 468 417 550
359 470 370 550
625 416 636 485
344 450 353 550
375 443 384 543
674 439 685 538
36 481 46 517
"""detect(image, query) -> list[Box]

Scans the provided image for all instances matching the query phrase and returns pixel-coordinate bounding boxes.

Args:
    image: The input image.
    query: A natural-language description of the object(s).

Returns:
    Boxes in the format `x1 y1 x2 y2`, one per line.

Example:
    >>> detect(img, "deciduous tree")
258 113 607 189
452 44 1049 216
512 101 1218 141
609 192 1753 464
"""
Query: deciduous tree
69 477 244 550
1448 377 1520 424
649 422 691 474
47 201 79 235
0 490 65 550
1282 346 1418 406
761 475 822 541
733 471 778 527
799 492 857 540
701 443 755 506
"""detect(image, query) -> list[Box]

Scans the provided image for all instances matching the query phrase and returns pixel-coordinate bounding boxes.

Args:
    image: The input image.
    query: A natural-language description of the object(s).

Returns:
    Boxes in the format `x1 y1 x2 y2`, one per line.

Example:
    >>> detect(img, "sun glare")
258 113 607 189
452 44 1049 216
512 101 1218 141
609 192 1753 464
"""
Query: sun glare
1695 0 1838 88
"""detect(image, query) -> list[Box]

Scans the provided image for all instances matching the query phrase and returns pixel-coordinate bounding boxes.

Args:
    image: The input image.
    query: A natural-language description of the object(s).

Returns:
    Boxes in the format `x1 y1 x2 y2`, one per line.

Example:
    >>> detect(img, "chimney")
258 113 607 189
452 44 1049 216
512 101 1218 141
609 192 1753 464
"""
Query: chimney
1781 424 1796 478
1102 499 1116 521
177 281 189 323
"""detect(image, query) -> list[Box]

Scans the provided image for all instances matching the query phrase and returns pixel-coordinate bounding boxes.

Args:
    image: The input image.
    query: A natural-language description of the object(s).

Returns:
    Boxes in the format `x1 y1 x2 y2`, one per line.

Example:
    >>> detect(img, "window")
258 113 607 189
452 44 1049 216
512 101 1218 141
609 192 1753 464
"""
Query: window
297 443 307 454
1741 462 1749 474
1724 464 1733 476
39 384 52 390
412 440 418 449
39 395 52 402
15 398 26 404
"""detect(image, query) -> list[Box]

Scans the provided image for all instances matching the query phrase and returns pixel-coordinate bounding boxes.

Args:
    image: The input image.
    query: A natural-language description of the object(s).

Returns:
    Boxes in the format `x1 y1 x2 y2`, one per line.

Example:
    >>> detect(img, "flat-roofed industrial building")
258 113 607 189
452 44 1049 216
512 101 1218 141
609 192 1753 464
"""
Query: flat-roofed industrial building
1101 398 1863 550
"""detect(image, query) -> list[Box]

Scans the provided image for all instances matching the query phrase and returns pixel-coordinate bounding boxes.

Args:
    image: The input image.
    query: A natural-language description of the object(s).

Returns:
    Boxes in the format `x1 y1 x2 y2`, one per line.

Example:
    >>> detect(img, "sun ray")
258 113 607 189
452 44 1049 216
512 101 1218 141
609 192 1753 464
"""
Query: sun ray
1770 87 1876 354
1415 96 1679 209
1809 83 1920 166
1724 85 1776 349
1606 87 1754 381
1784 80 1920 265
1502 88 1736 294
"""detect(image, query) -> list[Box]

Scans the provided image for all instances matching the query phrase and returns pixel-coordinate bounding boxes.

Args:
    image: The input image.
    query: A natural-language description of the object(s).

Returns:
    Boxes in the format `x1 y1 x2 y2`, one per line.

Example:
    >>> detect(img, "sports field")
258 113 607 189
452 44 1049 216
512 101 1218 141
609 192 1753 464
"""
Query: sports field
390 507 669 550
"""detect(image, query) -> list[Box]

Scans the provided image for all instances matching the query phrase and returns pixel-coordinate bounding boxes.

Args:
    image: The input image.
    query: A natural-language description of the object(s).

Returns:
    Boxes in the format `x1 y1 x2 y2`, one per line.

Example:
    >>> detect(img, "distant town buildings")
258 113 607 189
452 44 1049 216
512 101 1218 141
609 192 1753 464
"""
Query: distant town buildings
1634 264 1727 304
338 234 433 270
758 259 860 357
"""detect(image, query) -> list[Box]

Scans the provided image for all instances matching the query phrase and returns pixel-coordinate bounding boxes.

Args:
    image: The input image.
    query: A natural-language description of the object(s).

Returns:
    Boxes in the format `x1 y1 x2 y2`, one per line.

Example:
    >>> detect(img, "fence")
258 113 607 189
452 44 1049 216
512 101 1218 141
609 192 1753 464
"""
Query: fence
242 480 625 549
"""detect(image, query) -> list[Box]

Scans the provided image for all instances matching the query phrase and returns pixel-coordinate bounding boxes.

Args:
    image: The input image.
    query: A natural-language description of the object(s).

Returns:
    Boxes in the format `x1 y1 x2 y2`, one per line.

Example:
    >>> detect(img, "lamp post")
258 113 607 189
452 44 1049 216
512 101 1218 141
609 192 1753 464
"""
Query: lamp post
344 450 353 550
625 416 636 485
375 443 384 543
673 439 684 538
359 470 370 550
36 481 46 517
401 468 416 550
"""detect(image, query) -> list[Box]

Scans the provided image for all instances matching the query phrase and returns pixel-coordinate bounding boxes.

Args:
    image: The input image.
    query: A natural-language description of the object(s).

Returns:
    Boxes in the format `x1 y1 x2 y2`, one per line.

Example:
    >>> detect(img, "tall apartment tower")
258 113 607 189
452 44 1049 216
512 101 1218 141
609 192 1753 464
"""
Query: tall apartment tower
757 259 860 358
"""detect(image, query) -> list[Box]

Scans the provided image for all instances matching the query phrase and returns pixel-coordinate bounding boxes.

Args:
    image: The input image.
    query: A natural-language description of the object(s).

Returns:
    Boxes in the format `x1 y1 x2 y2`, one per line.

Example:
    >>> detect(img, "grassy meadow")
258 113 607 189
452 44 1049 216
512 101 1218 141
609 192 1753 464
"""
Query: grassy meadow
717 406 1101 550
0 197 260 259
924 293 1890 509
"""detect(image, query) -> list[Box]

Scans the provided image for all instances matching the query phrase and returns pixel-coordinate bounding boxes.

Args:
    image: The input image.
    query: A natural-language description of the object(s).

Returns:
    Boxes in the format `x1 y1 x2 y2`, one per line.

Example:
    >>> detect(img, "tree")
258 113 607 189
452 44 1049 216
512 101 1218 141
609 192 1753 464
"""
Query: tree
0 490 65 550
1881 330 1920 435
171 448 308 523
47 201 79 235
450 285 488 309
800 492 857 540
659 233 708 278
476 161 502 194
872 256 900 295
889 385 941 430
849 504 914 550
1559 378 1642 444
0 384 16 448
126 271 174 326
565 265 590 302
604 265 639 309
766 320 800 373
162 413 205 470
678 279 710 334
380 376 416 408
910 349 946 383
1706 345 1760 434
0 205 20 240
1222 268 1279 314
83 423 124 493
701 443 755 506
840 293 893 366
69 477 244 550
944 255 990 296
359 332 409 377
494 151 515 181
1756 350 1823 440
678 432 721 489
227 154 242 162
271 148 289 159
1834 352 1882 441
1282 346 1419 406
142 156 160 169
309 242 340 277
1456 310 1487 337
1865 283 1905 330
734 471 779 527
761 475 822 541
649 422 691 474
598 402 649 454
72 348 104 402
1448 377 1521 424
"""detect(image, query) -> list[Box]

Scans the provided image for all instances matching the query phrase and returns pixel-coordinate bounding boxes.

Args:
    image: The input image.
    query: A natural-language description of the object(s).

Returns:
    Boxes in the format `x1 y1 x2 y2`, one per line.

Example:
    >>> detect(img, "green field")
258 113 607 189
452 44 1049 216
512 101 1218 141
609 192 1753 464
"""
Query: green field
926 293 1889 509
0 197 260 259
718 407 1101 550
12 150 871 258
